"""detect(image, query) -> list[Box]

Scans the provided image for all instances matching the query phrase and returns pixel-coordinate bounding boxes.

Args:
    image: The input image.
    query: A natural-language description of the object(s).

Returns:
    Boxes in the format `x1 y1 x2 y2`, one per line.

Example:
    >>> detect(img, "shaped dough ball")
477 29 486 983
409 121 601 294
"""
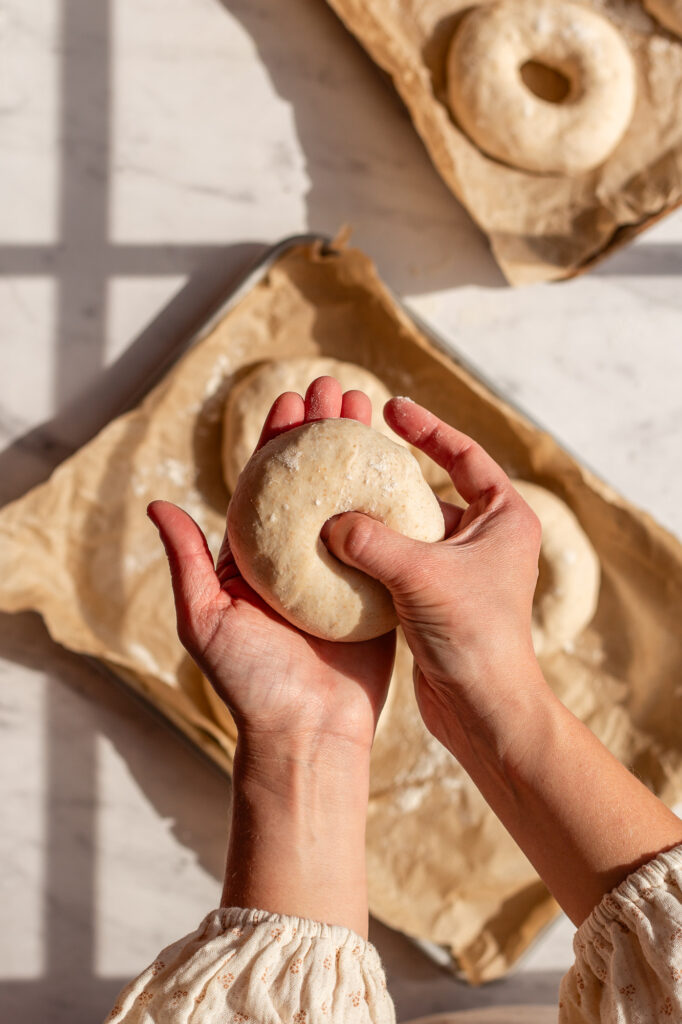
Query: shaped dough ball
644 0 682 37
227 418 445 642
446 0 636 175
221 357 449 492
512 481 601 656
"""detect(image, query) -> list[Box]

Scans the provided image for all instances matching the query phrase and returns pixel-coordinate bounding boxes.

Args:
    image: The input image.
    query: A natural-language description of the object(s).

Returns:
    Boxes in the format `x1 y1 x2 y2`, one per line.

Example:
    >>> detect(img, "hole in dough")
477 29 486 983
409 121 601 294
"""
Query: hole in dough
520 60 572 103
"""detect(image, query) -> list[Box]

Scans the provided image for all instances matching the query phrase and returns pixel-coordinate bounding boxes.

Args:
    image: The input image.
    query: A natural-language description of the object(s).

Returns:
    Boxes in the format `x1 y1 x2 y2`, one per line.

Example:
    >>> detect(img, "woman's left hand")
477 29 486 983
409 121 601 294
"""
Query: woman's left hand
148 376 395 760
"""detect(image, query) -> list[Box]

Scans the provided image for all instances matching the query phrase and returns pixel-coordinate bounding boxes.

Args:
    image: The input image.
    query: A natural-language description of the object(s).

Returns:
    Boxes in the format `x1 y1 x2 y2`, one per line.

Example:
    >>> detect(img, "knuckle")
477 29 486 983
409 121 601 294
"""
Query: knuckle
507 488 535 523
500 491 542 552
445 439 474 477
523 506 543 544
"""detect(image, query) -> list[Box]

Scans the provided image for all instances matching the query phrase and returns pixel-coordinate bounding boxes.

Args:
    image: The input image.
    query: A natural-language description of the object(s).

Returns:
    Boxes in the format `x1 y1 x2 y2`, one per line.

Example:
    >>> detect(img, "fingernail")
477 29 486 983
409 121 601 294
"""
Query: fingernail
320 513 342 543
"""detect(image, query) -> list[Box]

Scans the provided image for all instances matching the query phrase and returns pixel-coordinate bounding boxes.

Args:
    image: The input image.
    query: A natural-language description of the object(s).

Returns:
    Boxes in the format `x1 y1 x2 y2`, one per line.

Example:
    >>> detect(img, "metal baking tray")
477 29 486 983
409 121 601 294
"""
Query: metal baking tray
86 231 568 978
114 231 573 449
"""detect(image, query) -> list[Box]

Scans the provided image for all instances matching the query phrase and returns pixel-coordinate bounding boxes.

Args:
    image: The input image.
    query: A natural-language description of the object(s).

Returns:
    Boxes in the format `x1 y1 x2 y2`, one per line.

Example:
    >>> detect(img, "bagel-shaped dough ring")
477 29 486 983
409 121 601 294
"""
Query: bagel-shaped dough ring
227 418 445 642
512 480 600 656
222 357 450 492
644 0 682 38
446 0 636 175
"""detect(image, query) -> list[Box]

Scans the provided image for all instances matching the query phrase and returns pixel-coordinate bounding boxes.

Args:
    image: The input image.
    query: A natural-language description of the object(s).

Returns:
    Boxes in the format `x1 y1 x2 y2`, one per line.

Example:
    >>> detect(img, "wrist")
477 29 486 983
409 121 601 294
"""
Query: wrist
429 647 553 765
223 733 371 935
234 730 372 807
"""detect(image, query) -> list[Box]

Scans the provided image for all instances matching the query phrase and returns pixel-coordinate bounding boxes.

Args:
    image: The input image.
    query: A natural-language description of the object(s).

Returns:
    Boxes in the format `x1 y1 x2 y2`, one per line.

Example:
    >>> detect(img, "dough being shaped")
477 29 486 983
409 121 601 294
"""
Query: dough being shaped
446 0 636 175
227 418 444 642
513 480 600 656
644 0 682 37
221 357 449 491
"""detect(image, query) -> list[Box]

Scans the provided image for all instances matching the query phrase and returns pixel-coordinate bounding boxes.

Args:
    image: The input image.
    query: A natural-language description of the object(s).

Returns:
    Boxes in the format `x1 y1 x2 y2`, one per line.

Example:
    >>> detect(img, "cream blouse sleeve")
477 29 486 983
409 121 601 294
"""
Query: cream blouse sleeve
104 906 396 1024
559 843 682 1022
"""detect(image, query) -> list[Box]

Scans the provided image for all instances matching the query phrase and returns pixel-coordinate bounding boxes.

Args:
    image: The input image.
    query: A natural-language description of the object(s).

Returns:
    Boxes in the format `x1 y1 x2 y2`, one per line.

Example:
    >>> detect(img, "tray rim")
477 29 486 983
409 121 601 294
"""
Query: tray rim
117 230 608 485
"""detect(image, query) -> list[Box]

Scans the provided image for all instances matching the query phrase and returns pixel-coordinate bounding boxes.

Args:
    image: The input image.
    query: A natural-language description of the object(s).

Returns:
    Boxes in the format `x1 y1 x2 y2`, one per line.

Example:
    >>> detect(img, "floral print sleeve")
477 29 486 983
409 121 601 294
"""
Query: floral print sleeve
103 906 396 1024
104 845 682 1024
559 844 682 1022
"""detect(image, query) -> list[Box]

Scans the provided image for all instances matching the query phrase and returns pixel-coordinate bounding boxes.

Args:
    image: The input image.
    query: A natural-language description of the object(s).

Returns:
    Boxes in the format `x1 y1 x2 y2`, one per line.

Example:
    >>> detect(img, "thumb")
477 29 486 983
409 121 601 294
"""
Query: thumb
147 500 223 648
326 511 423 593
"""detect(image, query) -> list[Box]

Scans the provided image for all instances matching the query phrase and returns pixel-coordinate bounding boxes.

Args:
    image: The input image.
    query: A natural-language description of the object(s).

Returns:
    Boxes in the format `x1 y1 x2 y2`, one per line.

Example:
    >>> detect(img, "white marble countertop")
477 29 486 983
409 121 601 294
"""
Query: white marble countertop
1 0 681 1021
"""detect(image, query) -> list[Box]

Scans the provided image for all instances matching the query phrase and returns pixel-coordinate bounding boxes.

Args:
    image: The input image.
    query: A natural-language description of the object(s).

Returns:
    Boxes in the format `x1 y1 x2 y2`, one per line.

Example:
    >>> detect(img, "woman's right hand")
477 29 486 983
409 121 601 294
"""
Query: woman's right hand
328 397 682 927
326 396 548 755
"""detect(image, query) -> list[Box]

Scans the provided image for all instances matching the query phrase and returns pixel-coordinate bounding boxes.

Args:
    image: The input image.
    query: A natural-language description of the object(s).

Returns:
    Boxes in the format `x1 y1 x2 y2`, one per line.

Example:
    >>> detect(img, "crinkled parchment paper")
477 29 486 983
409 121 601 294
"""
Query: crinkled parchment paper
2 240 682 983
323 0 682 284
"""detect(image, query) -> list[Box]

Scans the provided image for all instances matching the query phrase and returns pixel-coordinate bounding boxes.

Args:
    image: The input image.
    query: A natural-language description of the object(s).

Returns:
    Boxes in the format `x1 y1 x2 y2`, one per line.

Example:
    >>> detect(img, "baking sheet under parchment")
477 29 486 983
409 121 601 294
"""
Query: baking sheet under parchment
323 0 682 285
2 239 682 984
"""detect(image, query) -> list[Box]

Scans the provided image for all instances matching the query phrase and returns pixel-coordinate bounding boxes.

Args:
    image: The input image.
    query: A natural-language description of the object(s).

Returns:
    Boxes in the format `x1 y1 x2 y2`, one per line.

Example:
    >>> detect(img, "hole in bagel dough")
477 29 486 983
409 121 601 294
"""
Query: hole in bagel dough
520 60 572 103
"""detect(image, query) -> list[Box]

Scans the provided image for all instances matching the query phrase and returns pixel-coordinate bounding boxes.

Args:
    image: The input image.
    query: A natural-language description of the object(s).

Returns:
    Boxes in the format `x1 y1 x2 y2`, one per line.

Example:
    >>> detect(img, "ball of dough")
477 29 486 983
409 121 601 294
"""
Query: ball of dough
644 0 682 37
227 417 445 642
513 480 600 656
446 0 636 175
221 357 449 492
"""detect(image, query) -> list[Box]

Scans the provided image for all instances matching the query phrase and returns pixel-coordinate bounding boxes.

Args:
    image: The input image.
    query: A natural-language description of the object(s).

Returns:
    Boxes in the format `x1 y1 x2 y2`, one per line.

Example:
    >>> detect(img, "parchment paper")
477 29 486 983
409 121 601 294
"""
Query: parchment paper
2 240 682 983
323 0 682 284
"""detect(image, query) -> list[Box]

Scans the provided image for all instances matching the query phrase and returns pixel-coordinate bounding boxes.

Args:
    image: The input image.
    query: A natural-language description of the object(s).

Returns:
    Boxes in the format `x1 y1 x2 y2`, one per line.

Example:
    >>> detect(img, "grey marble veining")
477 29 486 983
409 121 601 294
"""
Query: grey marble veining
1 0 681 1022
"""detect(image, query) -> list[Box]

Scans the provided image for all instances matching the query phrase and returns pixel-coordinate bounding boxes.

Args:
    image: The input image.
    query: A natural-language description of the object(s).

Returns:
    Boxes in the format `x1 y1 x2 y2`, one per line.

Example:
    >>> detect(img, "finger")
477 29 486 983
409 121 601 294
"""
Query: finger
384 397 509 504
326 511 426 594
323 498 458 545
341 389 371 425
147 500 224 646
215 533 234 574
437 498 464 538
320 512 342 543
215 532 241 586
256 391 305 452
305 376 343 421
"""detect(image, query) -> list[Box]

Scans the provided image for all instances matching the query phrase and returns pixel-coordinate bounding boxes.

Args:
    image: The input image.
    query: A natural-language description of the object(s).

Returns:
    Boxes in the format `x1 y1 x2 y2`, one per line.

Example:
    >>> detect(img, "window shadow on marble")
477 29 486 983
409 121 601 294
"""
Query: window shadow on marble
216 0 506 292
0 610 230 1024
1 2 258 1020
0 239 266 508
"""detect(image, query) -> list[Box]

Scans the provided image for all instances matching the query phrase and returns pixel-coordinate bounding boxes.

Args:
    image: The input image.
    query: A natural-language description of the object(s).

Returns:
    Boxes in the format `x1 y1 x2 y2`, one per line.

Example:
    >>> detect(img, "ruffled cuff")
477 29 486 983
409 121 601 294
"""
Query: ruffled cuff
559 843 682 1022
104 906 396 1024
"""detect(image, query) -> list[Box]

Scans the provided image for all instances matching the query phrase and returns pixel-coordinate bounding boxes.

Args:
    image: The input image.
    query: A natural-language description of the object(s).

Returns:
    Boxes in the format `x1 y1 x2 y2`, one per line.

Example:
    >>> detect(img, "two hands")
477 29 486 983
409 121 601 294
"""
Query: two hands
148 375 539 767
149 377 682 937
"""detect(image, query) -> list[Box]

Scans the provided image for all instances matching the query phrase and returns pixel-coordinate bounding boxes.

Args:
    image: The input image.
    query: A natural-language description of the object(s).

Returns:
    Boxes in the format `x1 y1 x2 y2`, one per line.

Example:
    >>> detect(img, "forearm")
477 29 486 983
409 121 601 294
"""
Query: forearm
443 662 682 926
222 733 371 936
